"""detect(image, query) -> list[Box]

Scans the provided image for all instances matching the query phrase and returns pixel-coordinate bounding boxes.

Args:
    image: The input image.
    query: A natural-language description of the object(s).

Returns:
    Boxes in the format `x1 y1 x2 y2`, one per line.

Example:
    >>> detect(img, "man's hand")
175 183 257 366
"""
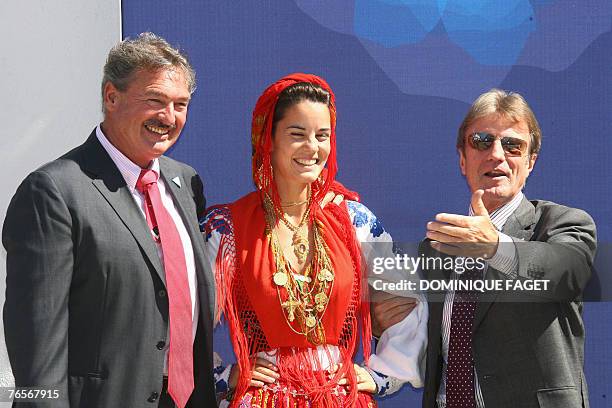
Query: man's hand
370 290 417 337
426 189 499 258
321 191 344 208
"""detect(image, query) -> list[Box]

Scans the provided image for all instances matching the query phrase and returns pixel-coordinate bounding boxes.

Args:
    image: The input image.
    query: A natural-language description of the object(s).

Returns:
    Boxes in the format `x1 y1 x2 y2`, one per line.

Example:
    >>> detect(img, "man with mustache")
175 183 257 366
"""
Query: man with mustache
3 33 215 408
374 89 596 407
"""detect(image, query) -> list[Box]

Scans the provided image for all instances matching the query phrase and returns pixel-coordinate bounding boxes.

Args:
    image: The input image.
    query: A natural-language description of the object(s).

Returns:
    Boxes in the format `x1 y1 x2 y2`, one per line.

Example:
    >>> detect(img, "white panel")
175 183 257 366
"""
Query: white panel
0 0 122 399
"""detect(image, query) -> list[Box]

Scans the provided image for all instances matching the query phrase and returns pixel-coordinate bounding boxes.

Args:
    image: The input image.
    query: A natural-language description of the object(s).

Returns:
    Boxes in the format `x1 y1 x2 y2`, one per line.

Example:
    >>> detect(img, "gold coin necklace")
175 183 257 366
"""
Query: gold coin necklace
269 223 335 344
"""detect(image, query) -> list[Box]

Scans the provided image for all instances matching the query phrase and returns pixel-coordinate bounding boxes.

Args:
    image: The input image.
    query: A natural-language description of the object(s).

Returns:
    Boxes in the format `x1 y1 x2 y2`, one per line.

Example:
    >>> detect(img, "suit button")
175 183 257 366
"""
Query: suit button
158 290 166 298
156 341 166 350
147 392 159 402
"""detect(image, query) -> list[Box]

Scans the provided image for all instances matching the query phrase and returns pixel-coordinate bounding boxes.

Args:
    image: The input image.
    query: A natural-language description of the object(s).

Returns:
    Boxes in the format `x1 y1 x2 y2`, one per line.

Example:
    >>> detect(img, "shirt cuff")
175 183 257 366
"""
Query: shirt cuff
487 232 518 278
367 299 427 388
363 366 405 397
213 361 233 401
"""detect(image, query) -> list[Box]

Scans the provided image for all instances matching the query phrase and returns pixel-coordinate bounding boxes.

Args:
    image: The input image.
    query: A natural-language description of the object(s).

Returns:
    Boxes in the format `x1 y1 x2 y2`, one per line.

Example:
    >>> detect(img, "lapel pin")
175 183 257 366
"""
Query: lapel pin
171 176 182 188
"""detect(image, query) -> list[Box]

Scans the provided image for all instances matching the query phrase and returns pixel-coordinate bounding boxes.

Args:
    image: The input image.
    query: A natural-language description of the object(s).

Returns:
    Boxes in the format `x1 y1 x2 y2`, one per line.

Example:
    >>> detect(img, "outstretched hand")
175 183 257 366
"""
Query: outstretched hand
426 190 499 258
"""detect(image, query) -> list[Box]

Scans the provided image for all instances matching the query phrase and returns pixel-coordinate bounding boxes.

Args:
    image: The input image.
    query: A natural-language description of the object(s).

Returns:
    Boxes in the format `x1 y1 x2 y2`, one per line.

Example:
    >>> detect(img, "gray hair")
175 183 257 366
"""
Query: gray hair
101 32 196 112
457 88 541 156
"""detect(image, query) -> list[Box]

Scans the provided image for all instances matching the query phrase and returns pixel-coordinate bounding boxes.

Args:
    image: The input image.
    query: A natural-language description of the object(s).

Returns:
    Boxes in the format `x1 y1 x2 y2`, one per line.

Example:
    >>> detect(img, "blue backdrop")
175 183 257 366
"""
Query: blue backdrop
123 1 611 406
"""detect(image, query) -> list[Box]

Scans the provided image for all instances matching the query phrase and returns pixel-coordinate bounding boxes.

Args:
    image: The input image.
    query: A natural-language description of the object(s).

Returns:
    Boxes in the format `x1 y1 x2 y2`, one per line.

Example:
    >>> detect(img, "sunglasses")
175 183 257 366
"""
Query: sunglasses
467 132 529 157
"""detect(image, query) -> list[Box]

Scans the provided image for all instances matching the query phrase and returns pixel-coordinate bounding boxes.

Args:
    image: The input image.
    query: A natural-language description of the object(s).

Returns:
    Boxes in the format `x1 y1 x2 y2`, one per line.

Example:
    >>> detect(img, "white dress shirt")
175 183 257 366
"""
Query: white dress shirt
437 192 523 408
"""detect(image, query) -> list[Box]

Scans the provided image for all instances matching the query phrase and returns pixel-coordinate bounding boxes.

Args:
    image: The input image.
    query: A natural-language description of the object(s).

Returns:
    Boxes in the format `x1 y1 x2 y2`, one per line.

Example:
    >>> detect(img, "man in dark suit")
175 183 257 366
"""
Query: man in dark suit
3 33 215 407
371 89 596 407
420 89 596 407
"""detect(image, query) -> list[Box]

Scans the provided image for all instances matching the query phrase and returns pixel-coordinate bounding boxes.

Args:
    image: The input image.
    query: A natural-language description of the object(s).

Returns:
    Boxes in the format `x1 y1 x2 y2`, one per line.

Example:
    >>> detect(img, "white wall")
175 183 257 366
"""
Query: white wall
0 0 121 402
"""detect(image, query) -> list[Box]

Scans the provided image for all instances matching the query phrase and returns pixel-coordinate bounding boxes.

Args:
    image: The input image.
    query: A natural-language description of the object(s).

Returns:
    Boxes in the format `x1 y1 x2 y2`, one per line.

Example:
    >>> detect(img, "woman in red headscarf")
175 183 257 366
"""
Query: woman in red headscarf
203 74 426 407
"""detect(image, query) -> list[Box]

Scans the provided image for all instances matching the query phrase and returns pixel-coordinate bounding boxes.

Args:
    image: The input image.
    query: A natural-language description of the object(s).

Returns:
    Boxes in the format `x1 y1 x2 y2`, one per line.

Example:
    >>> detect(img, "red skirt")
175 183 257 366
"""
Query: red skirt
236 384 377 408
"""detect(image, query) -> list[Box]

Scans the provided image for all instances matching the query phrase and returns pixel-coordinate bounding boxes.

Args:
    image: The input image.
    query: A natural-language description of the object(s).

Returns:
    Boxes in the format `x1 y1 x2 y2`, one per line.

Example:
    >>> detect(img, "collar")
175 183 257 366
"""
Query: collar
468 191 524 231
96 124 160 192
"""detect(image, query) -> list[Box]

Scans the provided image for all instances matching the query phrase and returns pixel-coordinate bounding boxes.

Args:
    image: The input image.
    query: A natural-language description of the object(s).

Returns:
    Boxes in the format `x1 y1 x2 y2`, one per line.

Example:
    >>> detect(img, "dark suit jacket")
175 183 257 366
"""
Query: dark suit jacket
2 131 216 407
422 197 596 408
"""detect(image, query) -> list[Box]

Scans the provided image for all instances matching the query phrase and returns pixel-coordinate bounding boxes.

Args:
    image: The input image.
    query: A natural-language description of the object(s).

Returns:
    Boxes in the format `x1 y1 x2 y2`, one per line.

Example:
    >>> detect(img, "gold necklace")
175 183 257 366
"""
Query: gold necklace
281 199 309 207
278 192 311 264
270 225 334 345
264 194 335 345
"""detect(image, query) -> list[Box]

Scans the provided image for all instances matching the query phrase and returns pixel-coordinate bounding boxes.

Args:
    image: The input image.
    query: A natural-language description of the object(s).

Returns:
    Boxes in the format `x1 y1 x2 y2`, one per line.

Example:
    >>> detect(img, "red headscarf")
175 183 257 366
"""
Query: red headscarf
250 73 340 213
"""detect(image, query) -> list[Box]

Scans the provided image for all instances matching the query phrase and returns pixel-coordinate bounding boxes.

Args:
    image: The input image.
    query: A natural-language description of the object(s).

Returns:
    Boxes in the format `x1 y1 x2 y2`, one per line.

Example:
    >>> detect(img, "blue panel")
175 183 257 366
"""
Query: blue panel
123 1 612 406
443 0 535 65
354 0 442 46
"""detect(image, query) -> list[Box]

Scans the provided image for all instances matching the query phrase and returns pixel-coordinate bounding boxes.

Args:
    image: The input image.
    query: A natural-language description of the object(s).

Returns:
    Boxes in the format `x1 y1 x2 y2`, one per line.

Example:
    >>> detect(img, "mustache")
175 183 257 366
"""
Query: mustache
144 119 176 130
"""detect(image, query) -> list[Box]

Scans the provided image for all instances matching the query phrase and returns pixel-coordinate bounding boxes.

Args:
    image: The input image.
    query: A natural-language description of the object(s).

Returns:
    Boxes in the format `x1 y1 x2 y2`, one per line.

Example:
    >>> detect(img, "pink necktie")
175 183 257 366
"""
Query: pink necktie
136 169 194 408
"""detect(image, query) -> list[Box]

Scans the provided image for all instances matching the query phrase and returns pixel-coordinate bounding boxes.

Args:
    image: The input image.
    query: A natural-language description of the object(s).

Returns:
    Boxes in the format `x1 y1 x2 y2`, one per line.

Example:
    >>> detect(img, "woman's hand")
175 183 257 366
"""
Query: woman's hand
228 357 280 389
335 364 377 393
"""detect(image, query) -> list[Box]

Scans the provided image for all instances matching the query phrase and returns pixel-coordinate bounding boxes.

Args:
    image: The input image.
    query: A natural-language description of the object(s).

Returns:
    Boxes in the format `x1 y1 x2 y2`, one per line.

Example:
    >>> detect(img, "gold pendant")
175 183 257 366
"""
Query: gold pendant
273 272 288 287
282 299 301 322
305 315 317 328
292 230 309 264
314 292 328 312
317 268 334 282
314 292 328 305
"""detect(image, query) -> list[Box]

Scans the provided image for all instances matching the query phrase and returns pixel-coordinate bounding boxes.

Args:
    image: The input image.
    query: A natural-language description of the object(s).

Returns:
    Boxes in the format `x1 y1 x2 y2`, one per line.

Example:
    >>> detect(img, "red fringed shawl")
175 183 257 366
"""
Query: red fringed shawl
215 187 372 407
214 73 372 407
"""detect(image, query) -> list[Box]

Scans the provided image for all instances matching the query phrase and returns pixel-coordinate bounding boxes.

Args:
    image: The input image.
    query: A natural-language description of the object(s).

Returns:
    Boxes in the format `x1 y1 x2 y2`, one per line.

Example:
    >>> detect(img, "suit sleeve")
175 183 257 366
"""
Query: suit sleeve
2 170 72 407
495 205 597 301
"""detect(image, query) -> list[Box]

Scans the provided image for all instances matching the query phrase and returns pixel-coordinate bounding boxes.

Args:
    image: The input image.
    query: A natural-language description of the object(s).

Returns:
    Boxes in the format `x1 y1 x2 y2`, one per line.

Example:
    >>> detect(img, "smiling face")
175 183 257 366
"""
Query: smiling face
271 100 331 195
101 68 191 168
459 113 537 212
